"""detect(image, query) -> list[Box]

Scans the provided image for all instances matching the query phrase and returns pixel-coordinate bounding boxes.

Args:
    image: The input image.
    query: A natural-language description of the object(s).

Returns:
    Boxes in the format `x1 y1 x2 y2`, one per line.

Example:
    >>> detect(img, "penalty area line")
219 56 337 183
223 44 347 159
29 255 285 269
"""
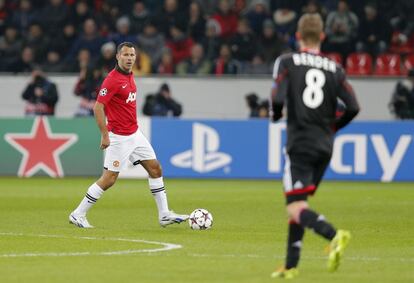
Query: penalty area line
0 232 182 258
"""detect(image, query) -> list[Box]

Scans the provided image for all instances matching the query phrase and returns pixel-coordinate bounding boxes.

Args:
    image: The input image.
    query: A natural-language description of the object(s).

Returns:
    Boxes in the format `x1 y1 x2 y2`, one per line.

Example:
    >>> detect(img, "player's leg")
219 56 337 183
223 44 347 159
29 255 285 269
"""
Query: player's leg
311 154 351 271
69 170 119 228
139 158 189 226
286 152 338 242
272 154 308 278
287 199 350 272
131 130 188 227
287 152 350 271
69 132 126 228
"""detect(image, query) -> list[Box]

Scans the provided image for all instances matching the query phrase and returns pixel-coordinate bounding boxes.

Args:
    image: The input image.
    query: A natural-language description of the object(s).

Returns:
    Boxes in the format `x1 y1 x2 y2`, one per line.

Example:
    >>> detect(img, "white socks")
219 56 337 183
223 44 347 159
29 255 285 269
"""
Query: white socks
148 177 169 217
73 183 104 216
73 179 169 219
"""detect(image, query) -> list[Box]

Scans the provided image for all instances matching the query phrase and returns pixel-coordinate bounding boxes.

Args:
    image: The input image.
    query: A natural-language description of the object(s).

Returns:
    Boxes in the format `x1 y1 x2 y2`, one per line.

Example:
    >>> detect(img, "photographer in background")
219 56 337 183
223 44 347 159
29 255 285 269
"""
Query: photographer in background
389 69 414 119
21 68 59 116
245 92 269 118
143 83 182 117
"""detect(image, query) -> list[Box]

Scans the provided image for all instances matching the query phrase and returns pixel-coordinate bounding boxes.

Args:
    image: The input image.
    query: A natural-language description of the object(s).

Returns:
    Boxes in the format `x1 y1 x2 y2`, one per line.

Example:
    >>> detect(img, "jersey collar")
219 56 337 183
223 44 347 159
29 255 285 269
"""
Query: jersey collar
300 47 321 54
115 64 132 76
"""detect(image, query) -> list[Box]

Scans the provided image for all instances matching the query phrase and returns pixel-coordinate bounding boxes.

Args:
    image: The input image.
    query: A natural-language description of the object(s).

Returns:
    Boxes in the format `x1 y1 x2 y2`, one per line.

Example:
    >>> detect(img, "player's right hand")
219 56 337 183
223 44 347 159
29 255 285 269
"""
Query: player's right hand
100 135 110 150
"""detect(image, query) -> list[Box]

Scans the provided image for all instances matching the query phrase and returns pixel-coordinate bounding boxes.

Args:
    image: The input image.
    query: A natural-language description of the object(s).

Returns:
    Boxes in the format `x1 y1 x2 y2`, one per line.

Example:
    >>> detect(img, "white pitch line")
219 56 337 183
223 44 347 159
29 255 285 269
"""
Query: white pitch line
0 232 182 258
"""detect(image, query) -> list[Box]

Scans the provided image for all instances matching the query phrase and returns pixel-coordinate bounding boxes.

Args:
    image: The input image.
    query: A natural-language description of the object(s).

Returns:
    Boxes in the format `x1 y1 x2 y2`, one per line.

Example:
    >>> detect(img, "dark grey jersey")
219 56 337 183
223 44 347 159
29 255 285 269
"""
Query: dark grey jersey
271 51 360 155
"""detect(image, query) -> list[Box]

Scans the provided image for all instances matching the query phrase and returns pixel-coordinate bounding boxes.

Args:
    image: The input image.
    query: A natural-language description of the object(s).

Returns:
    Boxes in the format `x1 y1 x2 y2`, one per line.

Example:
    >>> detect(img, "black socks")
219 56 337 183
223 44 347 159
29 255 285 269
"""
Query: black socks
299 209 337 240
286 221 305 269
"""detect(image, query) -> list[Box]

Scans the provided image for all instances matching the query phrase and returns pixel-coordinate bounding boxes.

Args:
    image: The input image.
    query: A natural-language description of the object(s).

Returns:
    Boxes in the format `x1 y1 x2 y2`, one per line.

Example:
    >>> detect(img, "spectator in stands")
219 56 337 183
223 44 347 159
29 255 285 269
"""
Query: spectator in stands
156 48 175 74
324 0 358 61
176 44 211 75
242 54 269 74
188 1 206 43
201 19 222 60
95 41 116 76
66 18 105 62
10 0 38 36
68 0 93 30
389 69 414 119
95 0 121 35
129 0 150 34
22 22 49 64
73 66 102 117
109 16 136 47
144 83 183 117
0 0 8 35
22 68 59 116
39 0 69 37
156 0 188 38
302 0 327 19
166 25 194 64
132 44 152 76
390 1 414 46
49 22 77 59
41 49 65 72
212 43 241 75
65 48 91 73
8 46 35 73
210 0 239 39
244 0 271 35
273 4 297 49
258 19 287 64
0 25 22 71
230 18 257 62
197 0 219 16
137 20 165 69
356 3 390 57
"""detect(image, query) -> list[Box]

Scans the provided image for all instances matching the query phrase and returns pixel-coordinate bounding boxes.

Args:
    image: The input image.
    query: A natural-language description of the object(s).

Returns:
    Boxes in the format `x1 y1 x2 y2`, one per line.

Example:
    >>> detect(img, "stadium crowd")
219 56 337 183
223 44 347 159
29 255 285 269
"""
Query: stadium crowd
0 0 413 76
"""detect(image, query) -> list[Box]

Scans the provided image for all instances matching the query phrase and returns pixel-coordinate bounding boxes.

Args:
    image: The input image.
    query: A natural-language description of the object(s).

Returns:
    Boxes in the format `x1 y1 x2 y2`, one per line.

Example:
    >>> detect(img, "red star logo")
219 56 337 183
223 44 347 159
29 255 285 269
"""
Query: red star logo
4 117 78 177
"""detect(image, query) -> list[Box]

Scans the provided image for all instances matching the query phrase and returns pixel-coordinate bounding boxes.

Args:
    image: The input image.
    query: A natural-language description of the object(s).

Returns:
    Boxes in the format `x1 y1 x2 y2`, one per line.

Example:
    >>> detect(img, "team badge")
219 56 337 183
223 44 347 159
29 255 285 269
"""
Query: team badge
99 88 107 96
113 160 120 167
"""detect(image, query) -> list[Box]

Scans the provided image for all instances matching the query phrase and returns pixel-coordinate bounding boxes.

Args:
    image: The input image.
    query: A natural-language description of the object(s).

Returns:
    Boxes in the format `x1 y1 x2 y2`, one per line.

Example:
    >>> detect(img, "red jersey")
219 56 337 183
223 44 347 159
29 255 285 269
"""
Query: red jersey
97 67 138 135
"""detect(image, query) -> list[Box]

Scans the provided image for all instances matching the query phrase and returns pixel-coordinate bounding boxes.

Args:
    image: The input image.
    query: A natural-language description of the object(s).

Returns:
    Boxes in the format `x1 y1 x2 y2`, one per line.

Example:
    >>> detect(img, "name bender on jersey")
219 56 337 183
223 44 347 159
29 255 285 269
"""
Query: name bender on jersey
292 53 337 73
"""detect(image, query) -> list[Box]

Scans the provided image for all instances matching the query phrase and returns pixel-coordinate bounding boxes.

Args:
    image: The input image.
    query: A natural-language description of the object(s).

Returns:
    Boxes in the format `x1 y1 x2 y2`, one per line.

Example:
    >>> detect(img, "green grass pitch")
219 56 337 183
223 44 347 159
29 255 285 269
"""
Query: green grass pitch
0 177 413 283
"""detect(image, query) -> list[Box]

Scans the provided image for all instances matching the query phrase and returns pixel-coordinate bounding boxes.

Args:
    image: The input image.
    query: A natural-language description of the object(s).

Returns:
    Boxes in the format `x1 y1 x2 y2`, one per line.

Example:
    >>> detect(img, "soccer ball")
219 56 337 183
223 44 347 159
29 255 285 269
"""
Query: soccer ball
189 208 213 230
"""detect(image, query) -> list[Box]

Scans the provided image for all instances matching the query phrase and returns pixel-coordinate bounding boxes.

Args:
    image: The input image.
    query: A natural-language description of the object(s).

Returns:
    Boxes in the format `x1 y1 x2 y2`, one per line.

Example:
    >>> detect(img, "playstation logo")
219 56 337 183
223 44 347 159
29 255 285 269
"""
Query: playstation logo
171 123 232 173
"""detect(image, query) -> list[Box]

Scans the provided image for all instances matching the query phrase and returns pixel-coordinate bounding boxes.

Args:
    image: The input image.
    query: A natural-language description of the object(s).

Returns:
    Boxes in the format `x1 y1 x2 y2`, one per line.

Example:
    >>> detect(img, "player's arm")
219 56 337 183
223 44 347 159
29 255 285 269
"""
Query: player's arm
334 72 360 131
95 79 117 150
93 102 110 150
270 56 288 122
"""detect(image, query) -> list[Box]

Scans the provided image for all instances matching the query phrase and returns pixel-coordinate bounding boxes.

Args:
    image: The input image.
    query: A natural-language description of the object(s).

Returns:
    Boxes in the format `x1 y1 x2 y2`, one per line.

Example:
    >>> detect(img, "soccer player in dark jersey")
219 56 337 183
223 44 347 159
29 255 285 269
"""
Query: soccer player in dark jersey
270 14 360 279
69 42 188 228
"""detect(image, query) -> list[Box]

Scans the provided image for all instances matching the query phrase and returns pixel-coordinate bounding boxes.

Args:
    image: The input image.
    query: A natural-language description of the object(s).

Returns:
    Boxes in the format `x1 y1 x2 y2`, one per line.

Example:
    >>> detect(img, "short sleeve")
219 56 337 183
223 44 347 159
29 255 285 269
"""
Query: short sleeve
96 76 118 105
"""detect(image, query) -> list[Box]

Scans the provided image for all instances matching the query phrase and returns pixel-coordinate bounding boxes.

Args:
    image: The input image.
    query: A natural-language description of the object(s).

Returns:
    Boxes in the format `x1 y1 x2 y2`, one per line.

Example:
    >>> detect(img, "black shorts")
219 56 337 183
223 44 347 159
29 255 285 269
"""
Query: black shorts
283 150 331 204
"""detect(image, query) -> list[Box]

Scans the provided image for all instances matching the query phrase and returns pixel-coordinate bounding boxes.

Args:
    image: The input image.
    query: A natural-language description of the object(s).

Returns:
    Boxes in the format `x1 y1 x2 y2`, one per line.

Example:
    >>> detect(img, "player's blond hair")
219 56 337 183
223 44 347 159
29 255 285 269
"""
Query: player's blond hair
297 13 323 44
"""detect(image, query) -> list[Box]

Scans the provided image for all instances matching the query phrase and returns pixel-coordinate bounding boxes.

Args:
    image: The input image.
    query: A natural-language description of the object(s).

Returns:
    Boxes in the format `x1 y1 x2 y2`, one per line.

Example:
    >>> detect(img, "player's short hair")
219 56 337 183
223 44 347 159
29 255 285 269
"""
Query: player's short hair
117 42 136 54
297 13 323 44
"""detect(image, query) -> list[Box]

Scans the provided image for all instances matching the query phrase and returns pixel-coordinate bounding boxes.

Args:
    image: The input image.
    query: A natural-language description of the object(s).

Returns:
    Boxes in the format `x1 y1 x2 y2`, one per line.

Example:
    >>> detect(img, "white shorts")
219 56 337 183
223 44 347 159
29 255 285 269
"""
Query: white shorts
104 129 157 172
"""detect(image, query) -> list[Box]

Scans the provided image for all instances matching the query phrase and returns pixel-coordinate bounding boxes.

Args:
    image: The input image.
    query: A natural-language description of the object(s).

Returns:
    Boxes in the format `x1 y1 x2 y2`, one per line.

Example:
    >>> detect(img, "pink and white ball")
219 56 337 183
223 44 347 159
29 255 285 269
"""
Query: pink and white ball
189 208 213 230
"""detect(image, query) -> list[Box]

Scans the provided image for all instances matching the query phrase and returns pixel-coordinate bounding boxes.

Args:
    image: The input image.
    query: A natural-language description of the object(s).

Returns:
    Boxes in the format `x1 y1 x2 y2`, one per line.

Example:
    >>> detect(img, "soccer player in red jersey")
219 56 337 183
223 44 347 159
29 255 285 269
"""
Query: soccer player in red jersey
69 42 188 228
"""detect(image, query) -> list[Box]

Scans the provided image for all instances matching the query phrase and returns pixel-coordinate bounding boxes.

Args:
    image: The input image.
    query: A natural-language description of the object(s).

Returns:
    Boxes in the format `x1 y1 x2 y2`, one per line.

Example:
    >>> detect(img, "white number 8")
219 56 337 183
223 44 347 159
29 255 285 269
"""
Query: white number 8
303 69 325 108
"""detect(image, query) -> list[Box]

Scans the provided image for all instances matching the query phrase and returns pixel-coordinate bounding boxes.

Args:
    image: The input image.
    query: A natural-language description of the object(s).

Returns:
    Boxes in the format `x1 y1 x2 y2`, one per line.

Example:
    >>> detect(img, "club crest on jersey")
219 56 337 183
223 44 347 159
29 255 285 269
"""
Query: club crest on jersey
99 88 107 96
126 92 136 103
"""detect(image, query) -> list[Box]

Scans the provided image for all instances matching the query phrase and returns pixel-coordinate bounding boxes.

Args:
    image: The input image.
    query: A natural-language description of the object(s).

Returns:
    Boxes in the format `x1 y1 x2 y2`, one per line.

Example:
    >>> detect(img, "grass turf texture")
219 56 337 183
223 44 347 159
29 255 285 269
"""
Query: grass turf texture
0 177 413 283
